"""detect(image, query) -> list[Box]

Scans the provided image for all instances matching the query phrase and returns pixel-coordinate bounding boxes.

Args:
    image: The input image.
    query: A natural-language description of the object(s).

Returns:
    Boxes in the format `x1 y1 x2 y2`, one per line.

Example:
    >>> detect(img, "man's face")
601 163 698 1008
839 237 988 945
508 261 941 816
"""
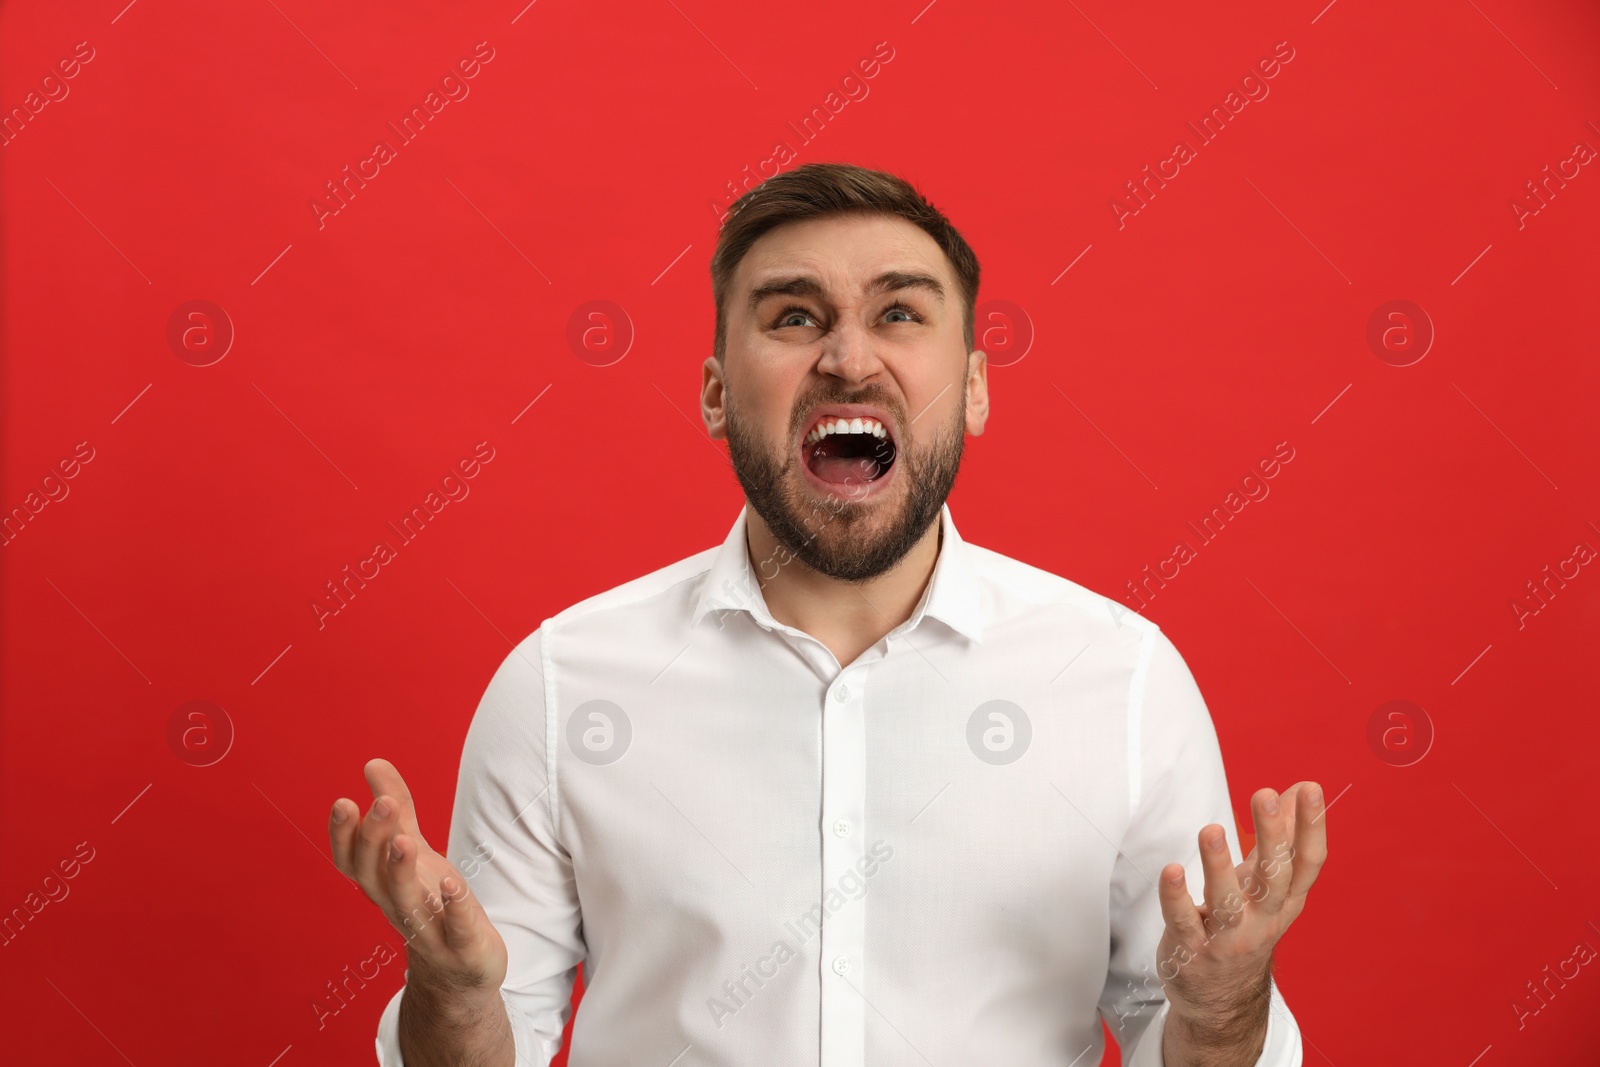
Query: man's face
701 211 989 583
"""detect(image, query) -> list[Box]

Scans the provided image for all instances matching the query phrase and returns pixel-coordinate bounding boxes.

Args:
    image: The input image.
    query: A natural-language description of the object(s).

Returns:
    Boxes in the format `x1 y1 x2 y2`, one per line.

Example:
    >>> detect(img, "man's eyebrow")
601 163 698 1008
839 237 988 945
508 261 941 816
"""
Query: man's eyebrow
746 270 946 312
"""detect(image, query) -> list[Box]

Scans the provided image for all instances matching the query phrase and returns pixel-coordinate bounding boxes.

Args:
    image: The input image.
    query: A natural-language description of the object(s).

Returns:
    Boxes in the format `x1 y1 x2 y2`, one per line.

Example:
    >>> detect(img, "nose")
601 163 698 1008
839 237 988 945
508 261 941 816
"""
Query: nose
815 314 886 385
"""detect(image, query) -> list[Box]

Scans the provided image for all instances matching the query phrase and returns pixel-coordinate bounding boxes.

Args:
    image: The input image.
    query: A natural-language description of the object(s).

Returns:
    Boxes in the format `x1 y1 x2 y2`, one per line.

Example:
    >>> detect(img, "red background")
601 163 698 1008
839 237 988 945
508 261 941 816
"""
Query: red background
3 0 1598 1063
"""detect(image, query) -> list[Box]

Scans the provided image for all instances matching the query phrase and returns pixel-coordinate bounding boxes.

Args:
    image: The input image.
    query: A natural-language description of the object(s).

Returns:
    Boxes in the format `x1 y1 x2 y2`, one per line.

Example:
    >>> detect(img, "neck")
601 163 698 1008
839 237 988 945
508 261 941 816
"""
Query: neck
743 506 944 665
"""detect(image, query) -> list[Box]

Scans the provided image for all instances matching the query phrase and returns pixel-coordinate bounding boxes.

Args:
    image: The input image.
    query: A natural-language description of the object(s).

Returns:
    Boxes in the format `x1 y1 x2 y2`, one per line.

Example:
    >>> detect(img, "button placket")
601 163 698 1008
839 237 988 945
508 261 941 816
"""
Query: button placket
819 670 867 1067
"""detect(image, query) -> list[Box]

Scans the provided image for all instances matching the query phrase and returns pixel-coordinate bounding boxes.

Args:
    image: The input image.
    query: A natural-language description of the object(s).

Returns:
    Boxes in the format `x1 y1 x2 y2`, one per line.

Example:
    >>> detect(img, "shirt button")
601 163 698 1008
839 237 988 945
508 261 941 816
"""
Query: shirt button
833 819 851 837
834 683 851 702
832 955 851 976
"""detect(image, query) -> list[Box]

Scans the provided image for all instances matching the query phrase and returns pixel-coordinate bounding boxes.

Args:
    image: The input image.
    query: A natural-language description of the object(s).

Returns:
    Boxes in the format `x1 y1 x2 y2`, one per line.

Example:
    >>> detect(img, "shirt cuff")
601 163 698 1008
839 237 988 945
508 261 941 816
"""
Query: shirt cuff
1124 979 1302 1067
373 977 558 1066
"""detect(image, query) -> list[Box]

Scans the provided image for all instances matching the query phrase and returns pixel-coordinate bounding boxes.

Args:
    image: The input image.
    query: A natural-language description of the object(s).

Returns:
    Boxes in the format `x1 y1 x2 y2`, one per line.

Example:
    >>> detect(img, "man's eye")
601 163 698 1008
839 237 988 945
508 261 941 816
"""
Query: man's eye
773 306 817 328
884 304 923 323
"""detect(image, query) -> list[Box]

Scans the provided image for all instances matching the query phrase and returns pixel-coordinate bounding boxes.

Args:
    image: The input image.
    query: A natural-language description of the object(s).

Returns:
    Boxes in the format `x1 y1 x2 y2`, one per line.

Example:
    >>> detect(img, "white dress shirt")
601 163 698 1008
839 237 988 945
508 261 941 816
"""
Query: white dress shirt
376 502 1303 1066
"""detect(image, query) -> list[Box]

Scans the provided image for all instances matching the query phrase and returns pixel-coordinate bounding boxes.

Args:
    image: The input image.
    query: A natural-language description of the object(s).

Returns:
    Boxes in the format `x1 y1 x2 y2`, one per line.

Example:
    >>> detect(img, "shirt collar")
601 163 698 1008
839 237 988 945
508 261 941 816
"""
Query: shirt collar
690 502 983 645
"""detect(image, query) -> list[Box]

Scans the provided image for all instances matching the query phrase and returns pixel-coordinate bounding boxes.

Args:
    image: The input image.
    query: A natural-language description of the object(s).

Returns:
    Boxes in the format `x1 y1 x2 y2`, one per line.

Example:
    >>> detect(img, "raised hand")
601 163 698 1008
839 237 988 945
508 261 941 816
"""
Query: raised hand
329 757 508 997
1154 781 1327 1038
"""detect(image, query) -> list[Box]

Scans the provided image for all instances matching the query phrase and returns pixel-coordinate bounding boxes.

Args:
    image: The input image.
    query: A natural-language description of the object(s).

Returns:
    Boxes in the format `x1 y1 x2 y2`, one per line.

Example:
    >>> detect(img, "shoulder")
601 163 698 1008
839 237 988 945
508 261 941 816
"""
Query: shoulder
535 542 721 641
477 542 721 716
964 539 1165 647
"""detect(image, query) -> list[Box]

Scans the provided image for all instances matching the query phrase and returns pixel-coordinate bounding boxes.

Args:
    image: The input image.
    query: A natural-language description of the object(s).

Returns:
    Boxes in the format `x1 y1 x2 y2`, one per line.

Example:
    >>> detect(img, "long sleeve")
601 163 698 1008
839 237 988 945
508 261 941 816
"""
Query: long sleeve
375 626 586 1065
1098 625 1303 1067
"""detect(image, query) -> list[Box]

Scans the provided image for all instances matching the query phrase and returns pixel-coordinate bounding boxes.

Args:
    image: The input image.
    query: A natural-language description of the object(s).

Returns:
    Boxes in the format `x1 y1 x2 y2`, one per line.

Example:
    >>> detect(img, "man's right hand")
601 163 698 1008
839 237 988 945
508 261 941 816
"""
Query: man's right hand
329 757 509 999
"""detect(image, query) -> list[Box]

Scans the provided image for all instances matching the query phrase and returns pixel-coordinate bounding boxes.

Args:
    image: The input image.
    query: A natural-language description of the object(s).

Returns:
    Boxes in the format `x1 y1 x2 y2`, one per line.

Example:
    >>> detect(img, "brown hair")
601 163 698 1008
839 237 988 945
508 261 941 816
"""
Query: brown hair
709 162 981 363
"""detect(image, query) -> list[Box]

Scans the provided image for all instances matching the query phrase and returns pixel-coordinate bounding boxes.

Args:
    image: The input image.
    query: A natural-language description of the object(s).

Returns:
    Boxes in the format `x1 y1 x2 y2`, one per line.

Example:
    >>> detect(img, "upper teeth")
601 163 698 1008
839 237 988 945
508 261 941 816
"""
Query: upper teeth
805 417 888 445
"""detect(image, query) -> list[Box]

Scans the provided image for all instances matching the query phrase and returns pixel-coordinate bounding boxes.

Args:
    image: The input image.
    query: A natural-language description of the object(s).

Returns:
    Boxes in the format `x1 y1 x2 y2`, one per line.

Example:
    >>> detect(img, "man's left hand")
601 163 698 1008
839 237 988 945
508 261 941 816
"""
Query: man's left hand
1155 781 1328 1056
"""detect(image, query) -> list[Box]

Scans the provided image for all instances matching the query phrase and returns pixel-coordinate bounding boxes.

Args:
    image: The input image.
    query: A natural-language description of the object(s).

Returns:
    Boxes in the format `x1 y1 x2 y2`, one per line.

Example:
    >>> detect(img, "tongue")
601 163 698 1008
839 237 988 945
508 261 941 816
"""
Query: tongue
811 454 882 484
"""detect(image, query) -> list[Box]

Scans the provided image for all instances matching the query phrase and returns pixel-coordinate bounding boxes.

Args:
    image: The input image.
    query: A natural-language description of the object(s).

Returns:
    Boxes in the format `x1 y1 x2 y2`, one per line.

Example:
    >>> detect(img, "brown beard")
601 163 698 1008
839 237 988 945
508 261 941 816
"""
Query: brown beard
724 382 965 583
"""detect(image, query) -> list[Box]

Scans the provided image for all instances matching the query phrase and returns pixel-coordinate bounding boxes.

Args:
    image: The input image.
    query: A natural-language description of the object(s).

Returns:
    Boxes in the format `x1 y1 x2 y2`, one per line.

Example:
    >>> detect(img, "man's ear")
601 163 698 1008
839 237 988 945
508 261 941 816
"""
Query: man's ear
702 355 728 440
964 349 990 436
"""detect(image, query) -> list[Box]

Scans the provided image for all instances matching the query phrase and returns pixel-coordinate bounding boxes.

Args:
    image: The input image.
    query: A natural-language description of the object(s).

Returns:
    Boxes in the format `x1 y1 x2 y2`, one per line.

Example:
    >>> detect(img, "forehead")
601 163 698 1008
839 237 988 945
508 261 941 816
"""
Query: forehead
734 212 953 296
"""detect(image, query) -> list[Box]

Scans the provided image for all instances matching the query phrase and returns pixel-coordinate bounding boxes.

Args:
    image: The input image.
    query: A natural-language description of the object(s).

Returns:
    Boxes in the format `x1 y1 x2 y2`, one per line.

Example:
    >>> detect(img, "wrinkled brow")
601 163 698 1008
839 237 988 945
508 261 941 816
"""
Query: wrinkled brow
746 270 946 312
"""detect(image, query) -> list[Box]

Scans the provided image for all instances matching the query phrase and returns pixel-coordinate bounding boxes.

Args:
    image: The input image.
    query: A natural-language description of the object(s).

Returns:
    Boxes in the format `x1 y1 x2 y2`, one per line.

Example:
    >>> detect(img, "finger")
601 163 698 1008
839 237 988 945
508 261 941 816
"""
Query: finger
1275 781 1312 842
436 874 485 961
1288 781 1328 901
1157 863 1207 949
329 797 360 876
364 758 423 837
1248 787 1293 913
387 832 436 947
1198 823 1244 936
353 794 402 897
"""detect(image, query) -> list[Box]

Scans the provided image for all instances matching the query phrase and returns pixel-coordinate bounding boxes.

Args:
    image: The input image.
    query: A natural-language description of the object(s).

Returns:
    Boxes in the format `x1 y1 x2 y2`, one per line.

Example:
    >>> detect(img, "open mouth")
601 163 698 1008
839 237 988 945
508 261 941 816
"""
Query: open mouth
801 415 898 489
